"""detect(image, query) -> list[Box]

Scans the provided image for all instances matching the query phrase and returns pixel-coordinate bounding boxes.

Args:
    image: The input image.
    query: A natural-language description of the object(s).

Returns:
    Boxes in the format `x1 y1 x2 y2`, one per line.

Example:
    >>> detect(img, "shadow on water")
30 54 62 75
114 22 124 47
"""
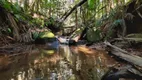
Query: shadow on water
0 44 117 80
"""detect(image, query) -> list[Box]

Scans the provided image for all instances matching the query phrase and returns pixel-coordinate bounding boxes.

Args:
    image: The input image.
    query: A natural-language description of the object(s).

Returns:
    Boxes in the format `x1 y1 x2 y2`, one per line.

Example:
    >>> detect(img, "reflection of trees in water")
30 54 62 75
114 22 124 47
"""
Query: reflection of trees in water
32 45 76 80
77 53 108 80
0 45 116 80
0 45 76 80
69 46 116 80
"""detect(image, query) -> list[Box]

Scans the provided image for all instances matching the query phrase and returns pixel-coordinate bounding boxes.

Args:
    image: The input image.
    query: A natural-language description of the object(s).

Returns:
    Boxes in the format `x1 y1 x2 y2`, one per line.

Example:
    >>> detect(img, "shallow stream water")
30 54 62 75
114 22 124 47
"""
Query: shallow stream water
0 44 117 80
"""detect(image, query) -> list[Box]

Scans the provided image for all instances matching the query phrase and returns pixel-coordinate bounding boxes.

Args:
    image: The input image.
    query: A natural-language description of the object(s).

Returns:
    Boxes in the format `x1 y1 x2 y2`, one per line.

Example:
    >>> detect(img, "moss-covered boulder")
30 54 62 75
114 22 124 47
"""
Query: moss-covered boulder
38 31 55 38
34 31 57 44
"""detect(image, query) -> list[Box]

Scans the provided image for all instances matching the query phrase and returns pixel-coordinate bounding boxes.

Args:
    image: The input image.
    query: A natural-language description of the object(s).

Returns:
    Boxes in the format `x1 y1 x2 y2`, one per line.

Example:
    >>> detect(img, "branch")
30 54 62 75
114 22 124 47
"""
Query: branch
61 0 87 22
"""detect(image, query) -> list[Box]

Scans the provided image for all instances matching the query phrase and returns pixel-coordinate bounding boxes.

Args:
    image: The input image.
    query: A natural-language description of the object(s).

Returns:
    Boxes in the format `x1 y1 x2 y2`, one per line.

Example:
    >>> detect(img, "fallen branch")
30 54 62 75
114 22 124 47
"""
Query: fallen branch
104 41 142 67
111 50 142 67
104 41 128 53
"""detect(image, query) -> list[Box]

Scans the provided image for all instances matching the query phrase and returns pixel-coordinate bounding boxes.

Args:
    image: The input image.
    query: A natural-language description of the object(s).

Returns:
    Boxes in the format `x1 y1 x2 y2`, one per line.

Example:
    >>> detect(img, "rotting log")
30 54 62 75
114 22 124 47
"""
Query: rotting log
111 50 142 67
104 41 128 53
104 41 142 67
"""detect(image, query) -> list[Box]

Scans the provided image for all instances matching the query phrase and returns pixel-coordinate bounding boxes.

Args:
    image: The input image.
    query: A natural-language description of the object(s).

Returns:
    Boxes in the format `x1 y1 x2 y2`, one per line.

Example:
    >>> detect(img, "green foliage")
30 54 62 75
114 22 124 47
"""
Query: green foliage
31 18 44 27
95 19 103 28
45 17 55 26
70 27 84 38
14 14 26 21
0 0 132 43
88 0 95 9
87 28 101 42
113 19 122 26
11 2 22 14
85 0 130 41
32 32 39 40
104 19 122 40
0 0 11 10
0 0 31 25
7 28 12 33
0 0 22 14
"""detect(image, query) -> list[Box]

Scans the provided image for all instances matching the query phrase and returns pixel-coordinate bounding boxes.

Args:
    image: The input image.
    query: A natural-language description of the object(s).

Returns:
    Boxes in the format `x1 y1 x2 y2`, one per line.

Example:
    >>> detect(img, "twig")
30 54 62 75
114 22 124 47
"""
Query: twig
132 4 142 13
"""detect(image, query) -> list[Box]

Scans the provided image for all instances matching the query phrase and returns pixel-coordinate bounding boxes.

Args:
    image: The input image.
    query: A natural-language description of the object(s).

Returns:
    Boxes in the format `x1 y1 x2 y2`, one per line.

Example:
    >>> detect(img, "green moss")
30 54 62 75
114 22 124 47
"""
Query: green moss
39 31 55 38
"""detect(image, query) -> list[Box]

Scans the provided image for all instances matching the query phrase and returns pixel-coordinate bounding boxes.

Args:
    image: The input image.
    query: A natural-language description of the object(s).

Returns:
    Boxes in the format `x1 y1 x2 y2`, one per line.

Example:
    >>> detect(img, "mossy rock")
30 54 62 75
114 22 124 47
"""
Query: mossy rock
33 31 55 40
34 31 57 44
39 31 55 38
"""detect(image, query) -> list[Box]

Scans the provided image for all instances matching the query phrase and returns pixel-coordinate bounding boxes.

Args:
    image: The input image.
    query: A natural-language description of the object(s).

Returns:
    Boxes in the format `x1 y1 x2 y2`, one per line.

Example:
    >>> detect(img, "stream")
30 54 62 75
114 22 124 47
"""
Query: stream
0 44 117 80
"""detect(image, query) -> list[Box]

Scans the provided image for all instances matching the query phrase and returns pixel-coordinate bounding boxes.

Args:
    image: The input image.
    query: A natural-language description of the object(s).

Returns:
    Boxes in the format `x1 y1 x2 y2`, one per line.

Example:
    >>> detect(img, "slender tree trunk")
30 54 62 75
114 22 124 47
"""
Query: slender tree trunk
24 0 29 12
49 6 51 17
75 9 78 29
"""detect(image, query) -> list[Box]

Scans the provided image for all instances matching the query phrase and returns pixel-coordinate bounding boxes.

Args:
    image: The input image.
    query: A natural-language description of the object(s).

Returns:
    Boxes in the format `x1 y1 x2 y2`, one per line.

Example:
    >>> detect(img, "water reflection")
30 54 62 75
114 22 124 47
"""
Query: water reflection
0 45 116 80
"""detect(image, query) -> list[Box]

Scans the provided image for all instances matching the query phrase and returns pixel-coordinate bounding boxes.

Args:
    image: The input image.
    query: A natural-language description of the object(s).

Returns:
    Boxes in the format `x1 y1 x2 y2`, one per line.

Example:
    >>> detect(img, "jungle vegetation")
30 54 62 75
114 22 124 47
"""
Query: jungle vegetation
0 0 142 44
0 0 142 80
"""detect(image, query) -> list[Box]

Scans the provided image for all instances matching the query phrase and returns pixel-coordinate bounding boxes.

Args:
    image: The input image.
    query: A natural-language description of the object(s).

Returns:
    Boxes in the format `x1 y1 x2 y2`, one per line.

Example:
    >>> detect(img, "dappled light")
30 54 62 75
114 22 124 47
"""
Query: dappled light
0 0 142 80
74 45 96 54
